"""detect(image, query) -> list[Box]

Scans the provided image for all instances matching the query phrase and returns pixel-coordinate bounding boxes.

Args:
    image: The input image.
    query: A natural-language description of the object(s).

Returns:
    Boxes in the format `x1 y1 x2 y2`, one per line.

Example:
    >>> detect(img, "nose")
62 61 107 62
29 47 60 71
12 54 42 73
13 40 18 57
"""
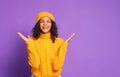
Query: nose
43 21 48 25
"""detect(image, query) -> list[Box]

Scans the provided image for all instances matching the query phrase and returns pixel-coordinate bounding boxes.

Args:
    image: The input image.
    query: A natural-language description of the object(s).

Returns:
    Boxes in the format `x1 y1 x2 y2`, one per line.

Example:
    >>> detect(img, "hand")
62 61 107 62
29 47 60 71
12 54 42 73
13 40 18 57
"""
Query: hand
66 33 75 42
17 32 30 42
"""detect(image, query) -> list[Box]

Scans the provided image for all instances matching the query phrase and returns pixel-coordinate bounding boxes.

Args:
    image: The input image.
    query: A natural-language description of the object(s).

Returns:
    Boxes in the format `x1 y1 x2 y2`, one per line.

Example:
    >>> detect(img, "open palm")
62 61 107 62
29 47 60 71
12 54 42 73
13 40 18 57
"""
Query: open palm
18 32 75 42
17 32 30 42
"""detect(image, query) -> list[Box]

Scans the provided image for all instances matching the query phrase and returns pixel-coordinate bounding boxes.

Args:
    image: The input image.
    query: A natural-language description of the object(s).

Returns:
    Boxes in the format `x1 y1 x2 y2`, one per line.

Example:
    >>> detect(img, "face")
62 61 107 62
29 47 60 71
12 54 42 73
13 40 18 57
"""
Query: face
40 17 52 33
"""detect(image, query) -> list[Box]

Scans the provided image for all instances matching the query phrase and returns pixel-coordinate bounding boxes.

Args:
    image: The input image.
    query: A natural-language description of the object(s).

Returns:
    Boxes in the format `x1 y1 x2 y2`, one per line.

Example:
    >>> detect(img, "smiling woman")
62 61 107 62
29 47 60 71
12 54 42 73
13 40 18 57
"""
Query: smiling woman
32 12 58 43
18 11 75 77
40 17 52 33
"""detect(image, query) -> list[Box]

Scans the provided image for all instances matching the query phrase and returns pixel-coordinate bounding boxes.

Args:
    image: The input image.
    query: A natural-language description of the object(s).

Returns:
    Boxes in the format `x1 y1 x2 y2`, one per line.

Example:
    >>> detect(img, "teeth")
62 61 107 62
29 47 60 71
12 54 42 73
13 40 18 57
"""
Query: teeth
42 26 48 29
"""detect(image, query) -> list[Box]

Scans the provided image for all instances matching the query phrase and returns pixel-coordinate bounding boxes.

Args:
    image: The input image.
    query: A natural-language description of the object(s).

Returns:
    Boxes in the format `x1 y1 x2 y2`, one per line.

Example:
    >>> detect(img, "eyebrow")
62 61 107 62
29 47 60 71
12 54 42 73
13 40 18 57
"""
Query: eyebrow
40 19 51 21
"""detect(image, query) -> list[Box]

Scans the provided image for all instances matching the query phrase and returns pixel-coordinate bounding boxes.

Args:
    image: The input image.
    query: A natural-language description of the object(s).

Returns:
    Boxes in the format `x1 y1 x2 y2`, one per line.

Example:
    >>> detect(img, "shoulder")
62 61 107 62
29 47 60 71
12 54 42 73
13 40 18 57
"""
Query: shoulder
27 36 37 43
55 37 65 43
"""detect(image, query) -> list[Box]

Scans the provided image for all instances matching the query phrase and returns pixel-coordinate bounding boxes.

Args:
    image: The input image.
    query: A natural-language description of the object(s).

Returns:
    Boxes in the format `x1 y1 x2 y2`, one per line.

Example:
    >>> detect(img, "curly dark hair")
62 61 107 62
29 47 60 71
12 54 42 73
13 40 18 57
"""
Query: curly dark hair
32 20 58 43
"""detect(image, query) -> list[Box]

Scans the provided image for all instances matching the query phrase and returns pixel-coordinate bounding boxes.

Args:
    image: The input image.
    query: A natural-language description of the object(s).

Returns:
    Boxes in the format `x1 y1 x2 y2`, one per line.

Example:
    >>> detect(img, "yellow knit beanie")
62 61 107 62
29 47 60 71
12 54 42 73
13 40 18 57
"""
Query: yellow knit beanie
36 11 54 23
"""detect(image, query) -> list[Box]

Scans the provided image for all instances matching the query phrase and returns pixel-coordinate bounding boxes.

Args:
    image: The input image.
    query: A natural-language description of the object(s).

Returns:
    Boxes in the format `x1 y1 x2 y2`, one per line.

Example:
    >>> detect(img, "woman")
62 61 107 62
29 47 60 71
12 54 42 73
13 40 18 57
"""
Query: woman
18 11 75 77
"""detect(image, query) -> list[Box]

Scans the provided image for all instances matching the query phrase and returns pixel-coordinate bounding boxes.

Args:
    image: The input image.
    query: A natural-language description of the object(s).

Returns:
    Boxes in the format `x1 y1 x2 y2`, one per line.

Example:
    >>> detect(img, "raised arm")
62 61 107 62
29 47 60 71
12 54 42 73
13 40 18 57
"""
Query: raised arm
52 33 75 71
17 32 40 68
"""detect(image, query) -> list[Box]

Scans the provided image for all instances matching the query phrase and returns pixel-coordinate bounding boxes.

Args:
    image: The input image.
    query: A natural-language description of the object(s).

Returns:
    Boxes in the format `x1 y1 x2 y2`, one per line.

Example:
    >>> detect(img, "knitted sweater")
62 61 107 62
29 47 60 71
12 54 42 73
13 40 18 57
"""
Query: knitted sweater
26 33 68 77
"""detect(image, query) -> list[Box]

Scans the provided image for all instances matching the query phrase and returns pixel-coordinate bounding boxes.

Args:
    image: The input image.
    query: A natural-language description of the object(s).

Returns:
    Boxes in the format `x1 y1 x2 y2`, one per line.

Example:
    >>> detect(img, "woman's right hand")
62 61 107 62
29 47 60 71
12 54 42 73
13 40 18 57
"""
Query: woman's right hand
17 32 30 42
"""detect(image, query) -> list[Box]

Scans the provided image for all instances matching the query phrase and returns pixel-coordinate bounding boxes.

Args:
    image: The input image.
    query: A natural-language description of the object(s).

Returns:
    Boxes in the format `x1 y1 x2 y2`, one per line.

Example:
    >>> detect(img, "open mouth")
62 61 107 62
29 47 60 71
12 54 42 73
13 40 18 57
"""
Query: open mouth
41 26 50 33
42 26 49 30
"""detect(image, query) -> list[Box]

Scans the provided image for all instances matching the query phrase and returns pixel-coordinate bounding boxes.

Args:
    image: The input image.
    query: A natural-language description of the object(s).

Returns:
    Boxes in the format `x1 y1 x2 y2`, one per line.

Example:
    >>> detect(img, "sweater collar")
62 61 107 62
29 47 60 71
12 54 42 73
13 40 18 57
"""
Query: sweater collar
40 32 51 39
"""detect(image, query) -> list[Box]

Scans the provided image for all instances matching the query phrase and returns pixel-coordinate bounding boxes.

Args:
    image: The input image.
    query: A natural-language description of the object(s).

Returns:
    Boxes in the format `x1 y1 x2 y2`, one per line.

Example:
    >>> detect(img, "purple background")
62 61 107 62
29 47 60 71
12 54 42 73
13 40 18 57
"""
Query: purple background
0 0 120 77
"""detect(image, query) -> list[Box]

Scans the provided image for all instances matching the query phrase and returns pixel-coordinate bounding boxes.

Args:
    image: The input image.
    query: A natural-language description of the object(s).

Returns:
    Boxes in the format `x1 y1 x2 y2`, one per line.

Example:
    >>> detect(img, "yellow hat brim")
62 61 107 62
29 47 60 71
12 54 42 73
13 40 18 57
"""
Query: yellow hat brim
36 12 54 23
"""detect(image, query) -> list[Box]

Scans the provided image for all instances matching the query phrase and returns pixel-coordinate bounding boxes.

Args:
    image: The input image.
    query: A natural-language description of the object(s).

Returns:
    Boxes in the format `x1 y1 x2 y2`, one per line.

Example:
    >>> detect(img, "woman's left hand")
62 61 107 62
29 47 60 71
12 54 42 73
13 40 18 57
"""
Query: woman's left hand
66 33 75 42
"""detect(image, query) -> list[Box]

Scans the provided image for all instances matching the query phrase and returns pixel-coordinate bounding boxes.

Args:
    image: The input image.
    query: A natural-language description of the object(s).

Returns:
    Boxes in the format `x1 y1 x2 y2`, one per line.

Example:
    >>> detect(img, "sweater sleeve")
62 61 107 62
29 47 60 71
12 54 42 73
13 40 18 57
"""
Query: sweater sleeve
26 38 40 69
52 39 68 71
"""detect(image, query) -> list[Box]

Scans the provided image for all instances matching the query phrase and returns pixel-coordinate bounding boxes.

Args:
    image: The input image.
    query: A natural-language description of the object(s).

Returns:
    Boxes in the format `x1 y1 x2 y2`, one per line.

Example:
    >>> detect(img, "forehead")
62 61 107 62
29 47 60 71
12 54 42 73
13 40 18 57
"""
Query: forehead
40 17 51 20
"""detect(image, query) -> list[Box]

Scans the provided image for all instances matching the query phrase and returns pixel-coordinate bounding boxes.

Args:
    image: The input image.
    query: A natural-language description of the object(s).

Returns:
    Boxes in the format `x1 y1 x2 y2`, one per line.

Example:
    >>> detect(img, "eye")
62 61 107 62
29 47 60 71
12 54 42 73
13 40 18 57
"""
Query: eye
47 20 51 23
40 20 44 23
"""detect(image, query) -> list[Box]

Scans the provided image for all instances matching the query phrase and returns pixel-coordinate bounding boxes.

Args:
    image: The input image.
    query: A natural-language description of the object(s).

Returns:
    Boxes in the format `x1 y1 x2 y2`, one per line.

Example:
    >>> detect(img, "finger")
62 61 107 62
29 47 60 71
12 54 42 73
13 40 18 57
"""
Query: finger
28 35 30 38
17 32 28 42
67 33 75 40
66 33 75 42
69 33 75 40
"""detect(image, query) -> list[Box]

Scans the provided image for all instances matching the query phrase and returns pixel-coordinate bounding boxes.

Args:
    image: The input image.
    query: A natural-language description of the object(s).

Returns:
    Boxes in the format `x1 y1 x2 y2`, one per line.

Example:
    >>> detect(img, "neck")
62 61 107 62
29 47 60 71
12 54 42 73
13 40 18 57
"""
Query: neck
40 32 51 39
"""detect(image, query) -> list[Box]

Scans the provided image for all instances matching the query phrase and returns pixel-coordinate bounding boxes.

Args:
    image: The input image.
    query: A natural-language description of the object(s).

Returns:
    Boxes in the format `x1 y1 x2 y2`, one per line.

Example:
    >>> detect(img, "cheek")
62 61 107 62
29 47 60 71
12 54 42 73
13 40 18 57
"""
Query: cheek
49 23 52 28
49 25 52 30
39 25 42 30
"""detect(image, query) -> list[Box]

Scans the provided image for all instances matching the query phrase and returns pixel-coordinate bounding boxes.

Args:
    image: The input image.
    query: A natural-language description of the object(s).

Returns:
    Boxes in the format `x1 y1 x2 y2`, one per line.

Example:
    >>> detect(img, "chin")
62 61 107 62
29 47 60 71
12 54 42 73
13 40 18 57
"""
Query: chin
42 31 50 34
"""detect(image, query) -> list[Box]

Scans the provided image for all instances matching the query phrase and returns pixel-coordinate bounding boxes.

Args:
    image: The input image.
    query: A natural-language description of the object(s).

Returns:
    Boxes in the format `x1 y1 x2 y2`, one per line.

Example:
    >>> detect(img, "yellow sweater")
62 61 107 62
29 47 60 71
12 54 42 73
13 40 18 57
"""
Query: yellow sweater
26 33 68 77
